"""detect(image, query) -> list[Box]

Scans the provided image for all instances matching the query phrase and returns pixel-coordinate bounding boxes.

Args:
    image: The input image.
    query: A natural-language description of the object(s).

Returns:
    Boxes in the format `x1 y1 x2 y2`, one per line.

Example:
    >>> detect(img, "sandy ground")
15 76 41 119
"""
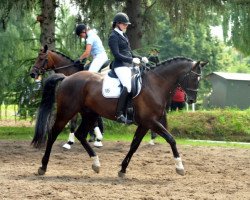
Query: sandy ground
0 140 250 200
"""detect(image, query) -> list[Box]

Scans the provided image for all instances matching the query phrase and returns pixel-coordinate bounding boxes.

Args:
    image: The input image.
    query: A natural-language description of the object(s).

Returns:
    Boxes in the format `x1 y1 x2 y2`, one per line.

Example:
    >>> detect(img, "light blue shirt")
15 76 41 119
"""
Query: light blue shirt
86 30 106 57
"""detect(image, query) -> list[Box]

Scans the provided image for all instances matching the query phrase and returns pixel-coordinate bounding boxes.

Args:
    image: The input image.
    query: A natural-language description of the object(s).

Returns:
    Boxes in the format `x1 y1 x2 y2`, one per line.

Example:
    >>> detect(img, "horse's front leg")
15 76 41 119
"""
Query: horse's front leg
74 113 100 173
119 125 148 178
151 121 185 176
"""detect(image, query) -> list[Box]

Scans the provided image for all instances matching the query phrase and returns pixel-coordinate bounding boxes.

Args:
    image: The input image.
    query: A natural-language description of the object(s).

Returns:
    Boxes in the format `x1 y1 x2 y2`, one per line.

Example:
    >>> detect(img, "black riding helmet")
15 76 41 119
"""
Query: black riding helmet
75 24 87 36
113 12 131 24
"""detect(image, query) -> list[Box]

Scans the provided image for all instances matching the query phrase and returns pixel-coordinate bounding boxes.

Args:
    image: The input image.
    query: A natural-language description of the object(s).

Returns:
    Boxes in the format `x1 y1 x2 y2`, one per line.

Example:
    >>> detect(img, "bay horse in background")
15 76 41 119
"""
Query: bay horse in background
30 45 108 149
31 56 208 177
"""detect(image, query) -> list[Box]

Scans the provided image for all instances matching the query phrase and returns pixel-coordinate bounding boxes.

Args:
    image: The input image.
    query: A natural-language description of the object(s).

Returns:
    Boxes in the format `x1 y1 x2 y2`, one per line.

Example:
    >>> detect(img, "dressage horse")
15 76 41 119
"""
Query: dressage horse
30 45 106 148
31 56 208 177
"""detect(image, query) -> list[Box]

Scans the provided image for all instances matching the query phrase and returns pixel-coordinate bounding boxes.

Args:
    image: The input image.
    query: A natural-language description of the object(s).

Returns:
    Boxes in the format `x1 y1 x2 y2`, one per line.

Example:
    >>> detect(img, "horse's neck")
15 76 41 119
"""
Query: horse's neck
142 71 175 104
145 62 189 101
50 51 79 75
154 62 190 84
150 67 178 90
50 51 72 66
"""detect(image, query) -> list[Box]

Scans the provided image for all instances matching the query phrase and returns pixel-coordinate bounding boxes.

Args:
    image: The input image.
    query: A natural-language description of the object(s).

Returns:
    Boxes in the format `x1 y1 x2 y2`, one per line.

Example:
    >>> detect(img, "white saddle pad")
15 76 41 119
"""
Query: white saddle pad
102 74 122 98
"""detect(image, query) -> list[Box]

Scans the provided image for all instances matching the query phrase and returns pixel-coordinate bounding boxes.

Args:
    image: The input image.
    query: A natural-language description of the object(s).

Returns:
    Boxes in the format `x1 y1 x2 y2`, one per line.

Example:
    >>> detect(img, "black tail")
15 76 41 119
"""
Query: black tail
31 73 65 148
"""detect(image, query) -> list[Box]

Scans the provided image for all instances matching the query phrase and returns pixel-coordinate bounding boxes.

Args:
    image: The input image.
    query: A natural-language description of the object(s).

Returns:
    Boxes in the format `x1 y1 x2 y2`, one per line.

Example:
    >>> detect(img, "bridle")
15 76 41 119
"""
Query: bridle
33 53 78 75
178 66 202 93
33 54 48 75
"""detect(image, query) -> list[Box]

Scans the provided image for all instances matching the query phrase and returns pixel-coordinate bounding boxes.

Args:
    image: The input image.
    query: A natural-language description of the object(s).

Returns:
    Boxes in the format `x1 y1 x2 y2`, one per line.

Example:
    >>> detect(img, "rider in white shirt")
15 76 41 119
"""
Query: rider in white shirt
63 24 107 149
75 24 109 72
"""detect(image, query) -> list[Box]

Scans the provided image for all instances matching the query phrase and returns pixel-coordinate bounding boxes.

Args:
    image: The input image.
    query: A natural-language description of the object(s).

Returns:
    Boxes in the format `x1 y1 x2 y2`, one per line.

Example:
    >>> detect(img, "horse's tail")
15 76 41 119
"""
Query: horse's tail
31 73 65 148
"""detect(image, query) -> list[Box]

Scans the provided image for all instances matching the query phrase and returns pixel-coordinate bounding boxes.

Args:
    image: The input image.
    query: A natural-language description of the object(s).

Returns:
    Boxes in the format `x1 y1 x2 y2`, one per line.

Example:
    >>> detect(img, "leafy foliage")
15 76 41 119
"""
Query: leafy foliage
0 0 250 120
223 1 250 55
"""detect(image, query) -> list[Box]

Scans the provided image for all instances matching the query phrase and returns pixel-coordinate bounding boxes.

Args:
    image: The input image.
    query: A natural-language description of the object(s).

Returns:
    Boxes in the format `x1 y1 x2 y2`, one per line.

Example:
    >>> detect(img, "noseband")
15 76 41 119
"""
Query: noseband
34 53 49 75
178 68 202 93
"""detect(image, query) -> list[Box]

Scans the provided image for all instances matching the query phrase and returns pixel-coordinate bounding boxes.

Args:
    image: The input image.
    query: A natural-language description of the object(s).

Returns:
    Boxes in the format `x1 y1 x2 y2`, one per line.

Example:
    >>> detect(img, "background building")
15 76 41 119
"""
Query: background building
206 72 250 109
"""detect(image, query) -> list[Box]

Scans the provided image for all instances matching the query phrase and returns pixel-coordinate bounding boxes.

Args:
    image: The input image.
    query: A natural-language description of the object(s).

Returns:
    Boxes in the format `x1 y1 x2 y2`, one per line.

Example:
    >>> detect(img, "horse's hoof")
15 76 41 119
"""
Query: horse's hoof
38 167 46 175
176 168 185 176
62 143 71 150
92 164 100 173
118 171 126 178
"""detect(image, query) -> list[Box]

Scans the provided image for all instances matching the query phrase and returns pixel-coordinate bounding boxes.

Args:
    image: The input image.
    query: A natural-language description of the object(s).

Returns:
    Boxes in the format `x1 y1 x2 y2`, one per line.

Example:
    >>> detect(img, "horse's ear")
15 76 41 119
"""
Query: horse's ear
43 45 48 53
200 61 209 67
193 61 200 68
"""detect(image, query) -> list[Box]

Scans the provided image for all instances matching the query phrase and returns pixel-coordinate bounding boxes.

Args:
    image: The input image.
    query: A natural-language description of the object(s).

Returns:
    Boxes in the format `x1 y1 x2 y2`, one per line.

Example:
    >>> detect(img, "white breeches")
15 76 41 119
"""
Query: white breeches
88 52 108 72
114 67 132 93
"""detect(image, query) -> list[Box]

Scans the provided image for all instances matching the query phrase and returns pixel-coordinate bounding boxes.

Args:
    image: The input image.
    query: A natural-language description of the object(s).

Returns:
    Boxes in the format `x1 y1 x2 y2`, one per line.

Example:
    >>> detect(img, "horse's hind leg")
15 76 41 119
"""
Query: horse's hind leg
38 117 69 175
151 120 185 176
119 125 148 178
74 112 100 173
92 116 104 147
62 114 78 150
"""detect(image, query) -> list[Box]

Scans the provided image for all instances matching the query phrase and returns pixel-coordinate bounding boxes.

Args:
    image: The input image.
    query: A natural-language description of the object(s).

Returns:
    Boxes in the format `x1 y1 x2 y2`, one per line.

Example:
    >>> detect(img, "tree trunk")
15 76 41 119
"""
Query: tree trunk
39 0 56 50
125 0 142 50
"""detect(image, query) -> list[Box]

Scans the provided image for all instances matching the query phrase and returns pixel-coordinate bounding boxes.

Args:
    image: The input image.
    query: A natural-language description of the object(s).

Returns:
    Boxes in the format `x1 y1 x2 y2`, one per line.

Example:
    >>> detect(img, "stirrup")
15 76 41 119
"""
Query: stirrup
117 114 133 124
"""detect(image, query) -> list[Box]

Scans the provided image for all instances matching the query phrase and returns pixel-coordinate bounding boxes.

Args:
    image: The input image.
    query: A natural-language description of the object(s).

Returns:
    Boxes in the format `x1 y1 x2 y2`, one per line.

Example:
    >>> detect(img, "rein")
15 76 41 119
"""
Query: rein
36 63 79 75
35 51 83 75
45 63 78 72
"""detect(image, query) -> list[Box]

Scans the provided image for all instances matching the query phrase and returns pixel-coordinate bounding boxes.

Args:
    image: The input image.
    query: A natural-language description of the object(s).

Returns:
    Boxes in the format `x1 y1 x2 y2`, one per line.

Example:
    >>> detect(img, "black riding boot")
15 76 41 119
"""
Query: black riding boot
116 87 133 124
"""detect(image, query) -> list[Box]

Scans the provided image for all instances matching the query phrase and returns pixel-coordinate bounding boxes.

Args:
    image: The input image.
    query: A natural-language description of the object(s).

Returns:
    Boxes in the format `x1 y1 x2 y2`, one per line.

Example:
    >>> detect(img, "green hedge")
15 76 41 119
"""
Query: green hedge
104 108 250 142
0 108 249 143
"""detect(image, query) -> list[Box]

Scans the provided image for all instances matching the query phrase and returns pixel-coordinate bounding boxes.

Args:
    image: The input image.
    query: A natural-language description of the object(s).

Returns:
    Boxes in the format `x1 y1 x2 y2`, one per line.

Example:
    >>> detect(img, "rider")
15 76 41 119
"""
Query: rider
108 12 148 124
63 24 107 149
75 23 109 72
76 24 107 146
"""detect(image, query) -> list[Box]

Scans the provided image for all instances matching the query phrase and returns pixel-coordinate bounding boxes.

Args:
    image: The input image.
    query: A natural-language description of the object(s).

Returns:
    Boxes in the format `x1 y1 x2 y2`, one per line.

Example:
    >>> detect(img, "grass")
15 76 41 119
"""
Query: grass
0 104 18 120
0 105 249 148
0 125 249 149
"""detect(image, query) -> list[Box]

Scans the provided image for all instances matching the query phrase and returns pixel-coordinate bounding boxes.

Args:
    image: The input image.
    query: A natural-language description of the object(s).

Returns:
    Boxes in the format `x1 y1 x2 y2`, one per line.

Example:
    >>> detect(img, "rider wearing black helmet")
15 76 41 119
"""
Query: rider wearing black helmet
108 12 148 124
75 24 87 37
112 12 131 28
74 23 108 73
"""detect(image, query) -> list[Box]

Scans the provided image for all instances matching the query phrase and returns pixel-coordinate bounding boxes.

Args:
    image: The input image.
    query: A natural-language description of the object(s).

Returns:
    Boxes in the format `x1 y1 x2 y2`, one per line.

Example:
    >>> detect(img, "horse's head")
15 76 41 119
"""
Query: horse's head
30 45 49 79
179 61 208 104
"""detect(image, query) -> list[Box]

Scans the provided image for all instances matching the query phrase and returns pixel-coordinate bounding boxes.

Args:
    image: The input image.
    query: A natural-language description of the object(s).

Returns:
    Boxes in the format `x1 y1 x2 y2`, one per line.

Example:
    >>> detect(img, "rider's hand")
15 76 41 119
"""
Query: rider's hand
132 58 140 65
141 57 149 64
74 59 81 65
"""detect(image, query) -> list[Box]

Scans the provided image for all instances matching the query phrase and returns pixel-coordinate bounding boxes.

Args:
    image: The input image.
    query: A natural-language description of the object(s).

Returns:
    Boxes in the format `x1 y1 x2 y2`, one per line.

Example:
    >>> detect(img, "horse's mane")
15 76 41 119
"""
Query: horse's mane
156 56 194 67
142 56 194 89
51 50 74 62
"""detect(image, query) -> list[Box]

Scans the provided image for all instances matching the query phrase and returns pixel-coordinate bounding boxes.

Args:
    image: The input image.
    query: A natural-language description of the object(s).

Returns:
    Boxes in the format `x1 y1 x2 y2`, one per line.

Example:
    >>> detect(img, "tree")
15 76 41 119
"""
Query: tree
0 0 56 49
3 0 250 54
37 0 57 50
222 0 250 55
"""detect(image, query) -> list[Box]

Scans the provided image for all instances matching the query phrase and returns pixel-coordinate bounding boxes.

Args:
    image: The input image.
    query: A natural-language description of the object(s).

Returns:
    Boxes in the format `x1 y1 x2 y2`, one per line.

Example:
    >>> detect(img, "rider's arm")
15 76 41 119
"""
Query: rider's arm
108 34 133 63
80 44 92 61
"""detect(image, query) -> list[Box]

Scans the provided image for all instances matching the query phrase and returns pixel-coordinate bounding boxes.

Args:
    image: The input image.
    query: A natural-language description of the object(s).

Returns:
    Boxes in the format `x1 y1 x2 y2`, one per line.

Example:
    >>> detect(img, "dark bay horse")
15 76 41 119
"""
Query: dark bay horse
30 45 105 149
32 56 208 177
